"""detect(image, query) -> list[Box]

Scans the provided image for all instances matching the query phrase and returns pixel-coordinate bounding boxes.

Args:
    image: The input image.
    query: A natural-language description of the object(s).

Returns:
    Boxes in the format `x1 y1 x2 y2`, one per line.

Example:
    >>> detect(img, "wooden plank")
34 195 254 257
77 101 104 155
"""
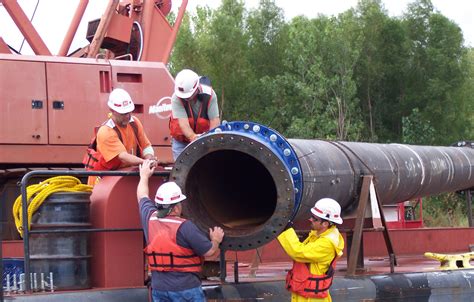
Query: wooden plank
347 175 372 276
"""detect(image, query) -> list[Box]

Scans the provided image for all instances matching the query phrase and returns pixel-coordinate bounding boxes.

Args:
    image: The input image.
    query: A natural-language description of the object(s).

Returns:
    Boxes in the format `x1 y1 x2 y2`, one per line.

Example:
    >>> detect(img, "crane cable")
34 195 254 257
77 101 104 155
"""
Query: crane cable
12 176 93 238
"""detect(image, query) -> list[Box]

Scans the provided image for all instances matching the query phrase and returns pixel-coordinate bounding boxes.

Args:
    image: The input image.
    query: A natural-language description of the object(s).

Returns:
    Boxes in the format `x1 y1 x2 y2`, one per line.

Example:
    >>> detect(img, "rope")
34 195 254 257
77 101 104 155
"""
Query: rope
12 176 93 238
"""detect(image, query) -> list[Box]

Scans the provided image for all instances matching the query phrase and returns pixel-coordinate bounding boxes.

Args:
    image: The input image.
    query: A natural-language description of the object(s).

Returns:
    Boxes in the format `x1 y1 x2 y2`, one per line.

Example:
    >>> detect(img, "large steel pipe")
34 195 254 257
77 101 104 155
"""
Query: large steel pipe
170 122 474 251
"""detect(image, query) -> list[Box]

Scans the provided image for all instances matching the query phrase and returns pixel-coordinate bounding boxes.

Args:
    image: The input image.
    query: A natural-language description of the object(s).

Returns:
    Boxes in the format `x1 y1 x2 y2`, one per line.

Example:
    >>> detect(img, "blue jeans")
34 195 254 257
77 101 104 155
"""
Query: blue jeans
171 138 188 161
152 286 206 302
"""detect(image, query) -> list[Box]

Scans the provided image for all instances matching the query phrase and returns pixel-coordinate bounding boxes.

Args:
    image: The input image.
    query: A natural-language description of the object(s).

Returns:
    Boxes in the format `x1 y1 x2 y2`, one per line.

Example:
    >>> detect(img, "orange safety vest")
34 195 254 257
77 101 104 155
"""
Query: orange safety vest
285 257 337 299
82 119 140 171
144 216 203 273
169 79 212 143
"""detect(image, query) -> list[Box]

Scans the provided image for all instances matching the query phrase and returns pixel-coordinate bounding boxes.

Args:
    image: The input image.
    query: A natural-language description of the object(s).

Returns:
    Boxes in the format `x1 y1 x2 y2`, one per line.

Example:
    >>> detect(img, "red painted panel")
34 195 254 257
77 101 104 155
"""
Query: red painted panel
142 7 173 62
2 240 24 258
110 60 174 146
362 228 474 256
46 61 111 145
89 170 165 288
106 13 134 45
225 228 474 264
0 59 47 144
0 145 85 164
0 37 11 54
0 144 171 165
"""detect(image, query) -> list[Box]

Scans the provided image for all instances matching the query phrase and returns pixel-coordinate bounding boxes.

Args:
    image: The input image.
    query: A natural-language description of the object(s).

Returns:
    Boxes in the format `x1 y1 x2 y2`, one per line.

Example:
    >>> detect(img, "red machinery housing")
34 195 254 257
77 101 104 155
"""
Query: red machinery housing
0 0 188 240
1 0 186 290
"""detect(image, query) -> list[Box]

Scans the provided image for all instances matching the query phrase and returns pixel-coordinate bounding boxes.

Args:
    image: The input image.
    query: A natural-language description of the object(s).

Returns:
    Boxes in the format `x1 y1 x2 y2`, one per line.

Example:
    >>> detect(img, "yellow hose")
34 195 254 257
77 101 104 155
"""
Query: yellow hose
12 176 93 238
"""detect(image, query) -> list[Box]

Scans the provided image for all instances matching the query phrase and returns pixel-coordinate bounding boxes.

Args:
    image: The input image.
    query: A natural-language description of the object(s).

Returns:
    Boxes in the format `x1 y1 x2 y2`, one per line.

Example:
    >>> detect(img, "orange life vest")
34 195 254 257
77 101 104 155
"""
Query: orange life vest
169 79 212 143
144 216 203 273
82 119 140 171
285 257 337 299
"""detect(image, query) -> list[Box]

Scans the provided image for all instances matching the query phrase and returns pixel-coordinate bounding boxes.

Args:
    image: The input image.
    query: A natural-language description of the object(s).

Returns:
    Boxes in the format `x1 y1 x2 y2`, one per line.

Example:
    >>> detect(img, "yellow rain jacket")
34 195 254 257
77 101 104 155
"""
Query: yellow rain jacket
277 226 344 302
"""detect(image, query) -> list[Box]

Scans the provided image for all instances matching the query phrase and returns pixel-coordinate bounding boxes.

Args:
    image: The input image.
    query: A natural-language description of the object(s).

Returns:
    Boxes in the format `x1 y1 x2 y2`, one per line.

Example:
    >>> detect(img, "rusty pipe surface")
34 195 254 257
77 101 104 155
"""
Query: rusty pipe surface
170 121 474 251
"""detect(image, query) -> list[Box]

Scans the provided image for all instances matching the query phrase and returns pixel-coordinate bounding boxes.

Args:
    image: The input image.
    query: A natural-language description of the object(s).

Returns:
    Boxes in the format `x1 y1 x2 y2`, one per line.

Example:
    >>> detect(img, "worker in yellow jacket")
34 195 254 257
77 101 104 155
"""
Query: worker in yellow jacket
278 198 345 302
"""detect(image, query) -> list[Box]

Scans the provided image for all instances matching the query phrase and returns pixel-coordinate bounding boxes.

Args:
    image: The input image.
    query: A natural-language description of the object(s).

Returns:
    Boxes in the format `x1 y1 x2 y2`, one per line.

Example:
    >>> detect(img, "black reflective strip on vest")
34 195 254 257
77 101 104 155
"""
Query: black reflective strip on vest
129 121 141 157
308 275 333 281
145 252 201 268
303 275 333 293
303 256 336 293
180 91 211 132
112 121 140 157
196 93 210 120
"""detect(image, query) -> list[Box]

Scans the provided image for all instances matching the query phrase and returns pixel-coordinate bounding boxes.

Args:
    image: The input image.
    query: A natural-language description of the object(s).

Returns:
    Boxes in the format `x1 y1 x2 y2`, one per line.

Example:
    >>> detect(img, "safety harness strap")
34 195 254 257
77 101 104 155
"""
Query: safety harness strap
145 251 202 268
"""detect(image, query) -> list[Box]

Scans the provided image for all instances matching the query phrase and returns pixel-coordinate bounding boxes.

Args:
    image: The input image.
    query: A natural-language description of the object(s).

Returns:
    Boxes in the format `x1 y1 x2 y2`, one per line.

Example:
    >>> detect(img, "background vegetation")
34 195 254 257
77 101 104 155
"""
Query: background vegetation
169 0 474 226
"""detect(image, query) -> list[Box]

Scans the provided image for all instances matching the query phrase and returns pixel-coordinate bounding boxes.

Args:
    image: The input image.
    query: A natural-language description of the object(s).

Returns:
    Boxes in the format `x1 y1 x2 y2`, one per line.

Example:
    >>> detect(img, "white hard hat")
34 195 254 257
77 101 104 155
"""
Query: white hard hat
155 182 187 205
311 198 343 224
174 69 199 99
108 88 135 114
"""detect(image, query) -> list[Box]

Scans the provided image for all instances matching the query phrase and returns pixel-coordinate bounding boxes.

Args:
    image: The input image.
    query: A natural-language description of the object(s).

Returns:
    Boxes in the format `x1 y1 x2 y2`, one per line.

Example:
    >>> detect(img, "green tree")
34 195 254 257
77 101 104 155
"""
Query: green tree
241 0 288 123
403 0 468 145
246 0 287 78
264 14 364 140
170 0 472 146
353 0 389 141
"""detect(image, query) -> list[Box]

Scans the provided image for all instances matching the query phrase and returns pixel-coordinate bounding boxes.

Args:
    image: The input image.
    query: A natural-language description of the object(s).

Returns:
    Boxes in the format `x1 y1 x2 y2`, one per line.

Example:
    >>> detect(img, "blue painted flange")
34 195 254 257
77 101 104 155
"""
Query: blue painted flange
207 121 303 220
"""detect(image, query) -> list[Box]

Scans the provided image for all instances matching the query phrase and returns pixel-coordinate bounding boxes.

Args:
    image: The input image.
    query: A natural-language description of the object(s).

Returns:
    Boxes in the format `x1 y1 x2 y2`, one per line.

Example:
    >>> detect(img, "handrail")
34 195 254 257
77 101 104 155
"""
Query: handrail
114 53 134 61
20 169 170 293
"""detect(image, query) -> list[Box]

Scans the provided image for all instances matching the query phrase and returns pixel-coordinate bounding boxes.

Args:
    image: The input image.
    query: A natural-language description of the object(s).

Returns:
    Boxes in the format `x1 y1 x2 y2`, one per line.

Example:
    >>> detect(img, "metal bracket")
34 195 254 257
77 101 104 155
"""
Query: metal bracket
346 175 397 276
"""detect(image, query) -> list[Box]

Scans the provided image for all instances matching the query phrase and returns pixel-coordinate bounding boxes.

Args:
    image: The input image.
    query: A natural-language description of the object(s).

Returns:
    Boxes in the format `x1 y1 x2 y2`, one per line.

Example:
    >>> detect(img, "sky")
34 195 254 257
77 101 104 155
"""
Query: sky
0 0 473 55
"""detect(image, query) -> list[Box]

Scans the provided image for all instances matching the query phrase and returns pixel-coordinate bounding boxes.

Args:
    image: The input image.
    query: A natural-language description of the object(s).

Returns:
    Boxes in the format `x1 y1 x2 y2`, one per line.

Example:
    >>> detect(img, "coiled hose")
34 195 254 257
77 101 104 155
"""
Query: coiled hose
13 176 93 237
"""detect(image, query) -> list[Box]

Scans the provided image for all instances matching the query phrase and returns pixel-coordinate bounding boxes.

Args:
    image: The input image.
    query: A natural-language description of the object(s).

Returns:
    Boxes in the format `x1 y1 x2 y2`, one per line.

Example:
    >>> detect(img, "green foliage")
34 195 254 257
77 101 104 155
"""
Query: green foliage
423 193 468 227
170 0 472 145
169 0 474 227
402 0 468 145
401 108 435 144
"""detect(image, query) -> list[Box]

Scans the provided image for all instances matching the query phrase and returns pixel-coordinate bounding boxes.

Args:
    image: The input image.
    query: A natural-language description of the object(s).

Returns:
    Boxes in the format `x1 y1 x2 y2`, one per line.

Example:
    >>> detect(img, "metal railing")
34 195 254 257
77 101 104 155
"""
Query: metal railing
14 169 170 294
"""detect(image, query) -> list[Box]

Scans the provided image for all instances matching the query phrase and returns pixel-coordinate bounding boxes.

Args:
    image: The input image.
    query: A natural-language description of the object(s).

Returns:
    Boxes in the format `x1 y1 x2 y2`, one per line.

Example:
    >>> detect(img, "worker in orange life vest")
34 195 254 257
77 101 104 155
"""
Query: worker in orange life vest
137 159 224 301
278 198 345 302
85 88 157 185
169 69 220 160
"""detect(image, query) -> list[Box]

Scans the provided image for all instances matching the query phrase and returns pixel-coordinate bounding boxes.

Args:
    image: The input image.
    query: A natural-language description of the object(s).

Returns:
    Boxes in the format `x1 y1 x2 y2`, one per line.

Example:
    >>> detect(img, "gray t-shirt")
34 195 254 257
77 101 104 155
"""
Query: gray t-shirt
139 197 212 291
171 85 219 120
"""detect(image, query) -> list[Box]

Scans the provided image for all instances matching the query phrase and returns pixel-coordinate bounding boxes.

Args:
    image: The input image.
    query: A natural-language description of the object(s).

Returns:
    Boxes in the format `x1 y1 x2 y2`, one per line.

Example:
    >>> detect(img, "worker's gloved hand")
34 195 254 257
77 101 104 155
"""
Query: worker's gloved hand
285 220 294 230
